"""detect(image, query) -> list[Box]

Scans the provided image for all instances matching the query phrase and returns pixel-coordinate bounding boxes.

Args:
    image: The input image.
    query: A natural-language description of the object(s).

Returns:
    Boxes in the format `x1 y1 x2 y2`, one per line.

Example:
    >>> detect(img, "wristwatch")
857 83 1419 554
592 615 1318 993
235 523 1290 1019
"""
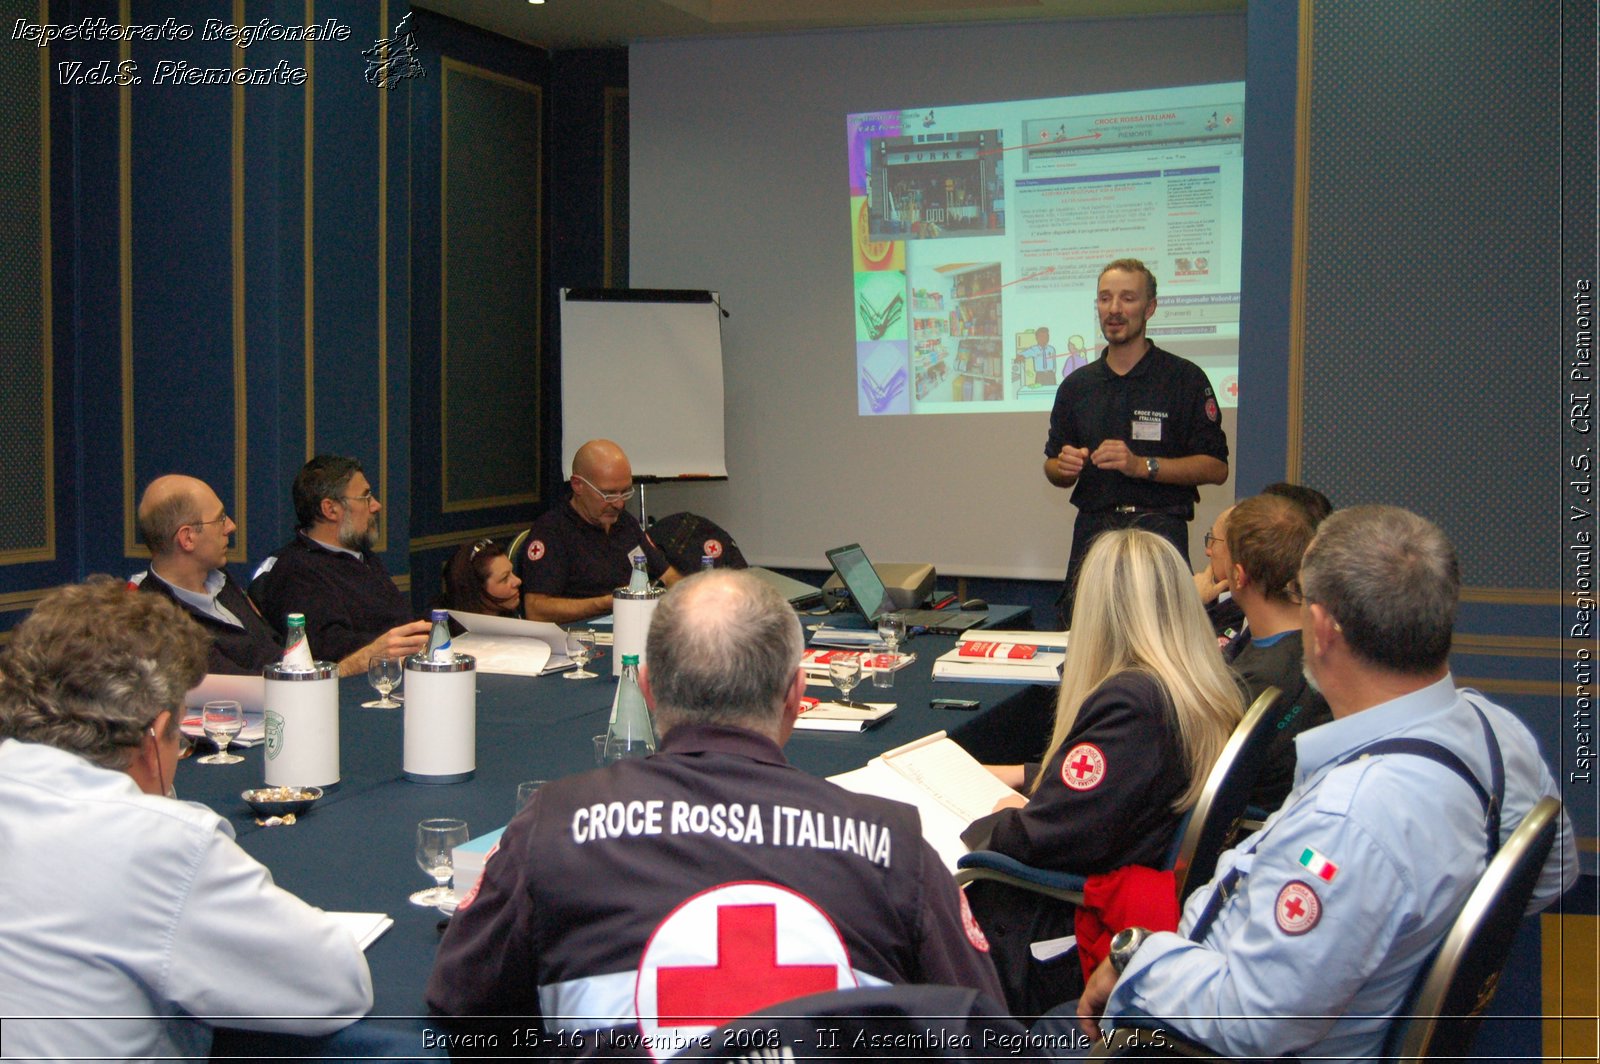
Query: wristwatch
1145 456 1160 479
1109 926 1150 973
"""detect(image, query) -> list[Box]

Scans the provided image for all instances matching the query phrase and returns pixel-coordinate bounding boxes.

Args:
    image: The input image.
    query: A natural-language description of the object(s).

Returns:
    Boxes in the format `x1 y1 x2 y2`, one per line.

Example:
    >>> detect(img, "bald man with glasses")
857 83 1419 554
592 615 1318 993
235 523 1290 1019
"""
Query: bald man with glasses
516 439 683 623
132 474 283 675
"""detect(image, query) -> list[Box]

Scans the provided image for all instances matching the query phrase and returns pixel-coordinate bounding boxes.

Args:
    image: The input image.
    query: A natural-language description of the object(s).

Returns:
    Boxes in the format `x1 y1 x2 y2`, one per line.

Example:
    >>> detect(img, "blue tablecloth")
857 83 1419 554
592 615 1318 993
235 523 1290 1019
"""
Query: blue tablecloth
193 618 1040 1056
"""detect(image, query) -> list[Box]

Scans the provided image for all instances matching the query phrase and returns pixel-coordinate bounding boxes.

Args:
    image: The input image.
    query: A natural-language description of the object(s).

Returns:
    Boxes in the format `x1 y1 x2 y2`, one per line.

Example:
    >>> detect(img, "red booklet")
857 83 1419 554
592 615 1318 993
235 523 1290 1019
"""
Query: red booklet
957 641 1037 660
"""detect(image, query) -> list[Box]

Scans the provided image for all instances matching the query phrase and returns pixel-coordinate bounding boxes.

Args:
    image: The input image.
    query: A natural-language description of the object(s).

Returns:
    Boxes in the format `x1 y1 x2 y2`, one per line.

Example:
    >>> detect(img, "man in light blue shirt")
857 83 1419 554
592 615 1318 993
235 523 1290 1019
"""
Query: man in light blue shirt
1072 505 1575 1061
0 578 372 1061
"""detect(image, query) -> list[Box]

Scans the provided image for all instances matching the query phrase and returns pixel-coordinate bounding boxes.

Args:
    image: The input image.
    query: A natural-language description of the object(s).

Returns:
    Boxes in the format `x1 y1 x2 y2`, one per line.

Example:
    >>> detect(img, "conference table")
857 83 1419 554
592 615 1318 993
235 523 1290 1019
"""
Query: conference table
185 609 1038 1056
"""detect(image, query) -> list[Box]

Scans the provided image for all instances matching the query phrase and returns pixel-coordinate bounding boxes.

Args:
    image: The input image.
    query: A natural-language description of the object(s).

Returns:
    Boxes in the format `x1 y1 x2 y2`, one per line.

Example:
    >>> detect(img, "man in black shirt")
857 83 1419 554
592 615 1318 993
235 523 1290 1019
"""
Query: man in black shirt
133 474 281 675
1043 258 1229 626
1216 493 1331 812
250 455 430 675
427 570 1002 1045
517 439 682 623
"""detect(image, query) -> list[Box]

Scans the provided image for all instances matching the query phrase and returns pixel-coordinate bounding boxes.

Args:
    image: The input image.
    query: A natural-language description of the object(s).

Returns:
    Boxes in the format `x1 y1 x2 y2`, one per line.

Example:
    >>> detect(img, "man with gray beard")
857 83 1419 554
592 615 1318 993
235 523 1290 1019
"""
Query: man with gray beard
251 454 429 674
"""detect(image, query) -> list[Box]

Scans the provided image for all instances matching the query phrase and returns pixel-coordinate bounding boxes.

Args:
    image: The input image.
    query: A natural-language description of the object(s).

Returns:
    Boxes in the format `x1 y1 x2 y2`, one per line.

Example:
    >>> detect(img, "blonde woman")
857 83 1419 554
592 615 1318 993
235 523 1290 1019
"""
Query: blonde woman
962 528 1244 1017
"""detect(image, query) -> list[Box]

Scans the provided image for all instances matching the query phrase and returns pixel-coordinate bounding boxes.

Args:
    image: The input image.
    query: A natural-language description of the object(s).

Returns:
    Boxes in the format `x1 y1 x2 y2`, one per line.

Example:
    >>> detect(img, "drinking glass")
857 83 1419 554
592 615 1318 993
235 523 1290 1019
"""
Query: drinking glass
196 700 245 765
876 614 907 653
515 780 546 817
828 654 864 708
364 656 402 708
565 629 597 680
411 818 470 907
868 640 896 690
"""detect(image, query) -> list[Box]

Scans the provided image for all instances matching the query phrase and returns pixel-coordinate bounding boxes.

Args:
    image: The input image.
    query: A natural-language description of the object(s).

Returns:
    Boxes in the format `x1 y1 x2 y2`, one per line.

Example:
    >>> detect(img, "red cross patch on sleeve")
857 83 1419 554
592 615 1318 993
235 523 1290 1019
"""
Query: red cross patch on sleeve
526 539 546 562
703 538 724 559
1275 880 1322 935
1060 742 1106 791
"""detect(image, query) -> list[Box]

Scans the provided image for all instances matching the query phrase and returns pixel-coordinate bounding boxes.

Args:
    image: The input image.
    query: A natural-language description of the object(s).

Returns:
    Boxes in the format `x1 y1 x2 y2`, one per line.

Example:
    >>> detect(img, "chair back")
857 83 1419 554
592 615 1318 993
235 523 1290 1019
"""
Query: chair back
647 512 748 573
1387 796 1562 1062
508 527 530 564
1170 686 1286 902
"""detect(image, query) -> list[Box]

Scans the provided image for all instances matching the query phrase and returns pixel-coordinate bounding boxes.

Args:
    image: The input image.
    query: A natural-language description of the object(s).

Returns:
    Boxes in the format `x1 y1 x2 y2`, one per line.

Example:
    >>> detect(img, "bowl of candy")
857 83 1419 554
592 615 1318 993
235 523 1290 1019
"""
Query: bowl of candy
241 786 323 819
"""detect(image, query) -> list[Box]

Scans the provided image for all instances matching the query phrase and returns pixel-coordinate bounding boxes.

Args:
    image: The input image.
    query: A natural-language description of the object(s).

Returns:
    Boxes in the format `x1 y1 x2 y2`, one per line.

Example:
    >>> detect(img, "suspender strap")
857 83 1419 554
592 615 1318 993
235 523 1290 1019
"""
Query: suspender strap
1188 706 1505 945
1187 867 1239 943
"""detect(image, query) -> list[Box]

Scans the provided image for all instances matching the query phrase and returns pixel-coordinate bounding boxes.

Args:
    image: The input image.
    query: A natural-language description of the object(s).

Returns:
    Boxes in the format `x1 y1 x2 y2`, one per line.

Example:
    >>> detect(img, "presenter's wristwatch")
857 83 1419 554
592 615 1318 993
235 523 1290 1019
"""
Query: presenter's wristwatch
1145 456 1160 479
1109 926 1150 973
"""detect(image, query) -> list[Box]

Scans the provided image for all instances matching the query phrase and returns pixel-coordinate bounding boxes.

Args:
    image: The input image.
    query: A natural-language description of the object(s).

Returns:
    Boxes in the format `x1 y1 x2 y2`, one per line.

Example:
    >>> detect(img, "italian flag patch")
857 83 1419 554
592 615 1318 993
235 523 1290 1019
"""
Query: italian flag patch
1299 847 1339 882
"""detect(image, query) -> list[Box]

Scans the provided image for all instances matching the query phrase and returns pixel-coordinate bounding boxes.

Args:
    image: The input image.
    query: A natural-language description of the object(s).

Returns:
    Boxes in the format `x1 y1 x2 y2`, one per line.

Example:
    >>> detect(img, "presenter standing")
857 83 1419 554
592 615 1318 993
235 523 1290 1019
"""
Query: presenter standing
1043 259 1228 627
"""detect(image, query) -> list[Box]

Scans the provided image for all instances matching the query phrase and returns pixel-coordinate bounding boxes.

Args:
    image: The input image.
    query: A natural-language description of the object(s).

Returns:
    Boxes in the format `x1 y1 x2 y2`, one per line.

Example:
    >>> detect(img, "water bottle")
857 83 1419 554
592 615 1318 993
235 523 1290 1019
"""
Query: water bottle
627 549 650 593
281 613 315 671
427 609 453 663
602 654 657 762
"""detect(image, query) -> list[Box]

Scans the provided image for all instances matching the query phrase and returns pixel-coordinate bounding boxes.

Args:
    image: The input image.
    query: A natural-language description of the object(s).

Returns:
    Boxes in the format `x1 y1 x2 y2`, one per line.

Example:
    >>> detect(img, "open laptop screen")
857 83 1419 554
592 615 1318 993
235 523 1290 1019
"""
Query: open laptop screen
825 543 891 622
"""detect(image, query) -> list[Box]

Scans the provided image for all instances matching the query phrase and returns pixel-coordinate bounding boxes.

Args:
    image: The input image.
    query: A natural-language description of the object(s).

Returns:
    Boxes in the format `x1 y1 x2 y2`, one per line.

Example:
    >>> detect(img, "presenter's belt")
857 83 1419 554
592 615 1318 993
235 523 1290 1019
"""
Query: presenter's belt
1107 503 1193 519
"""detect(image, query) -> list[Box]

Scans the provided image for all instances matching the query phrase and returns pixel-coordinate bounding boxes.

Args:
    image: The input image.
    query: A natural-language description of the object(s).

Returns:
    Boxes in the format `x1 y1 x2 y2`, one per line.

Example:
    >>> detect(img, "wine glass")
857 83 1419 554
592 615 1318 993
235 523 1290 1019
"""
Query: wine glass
876 613 906 654
411 818 470 907
828 654 864 708
364 656 403 708
196 701 245 765
565 629 597 680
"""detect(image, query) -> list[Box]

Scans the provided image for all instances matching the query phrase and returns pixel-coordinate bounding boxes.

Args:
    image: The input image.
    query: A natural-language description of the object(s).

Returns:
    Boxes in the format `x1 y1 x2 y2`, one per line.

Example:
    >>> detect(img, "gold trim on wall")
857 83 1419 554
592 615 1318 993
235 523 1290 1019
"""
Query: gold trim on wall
438 57 542 514
1 0 56 567
1456 677 1573 699
1284 0 1313 484
0 587 54 613
1460 587 1565 606
602 85 626 289
409 522 529 553
303 0 316 462
119 2 141 559
230 0 247 563
1452 633 1580 659
375 0 389 555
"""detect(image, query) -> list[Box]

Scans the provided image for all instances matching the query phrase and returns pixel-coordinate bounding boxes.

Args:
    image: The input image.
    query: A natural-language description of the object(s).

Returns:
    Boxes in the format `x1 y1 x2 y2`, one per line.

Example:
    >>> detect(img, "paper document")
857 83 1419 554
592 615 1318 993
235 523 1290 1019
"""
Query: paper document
794 698 895 732
829 731 1016 871
447 612 579 676
330 912 394 951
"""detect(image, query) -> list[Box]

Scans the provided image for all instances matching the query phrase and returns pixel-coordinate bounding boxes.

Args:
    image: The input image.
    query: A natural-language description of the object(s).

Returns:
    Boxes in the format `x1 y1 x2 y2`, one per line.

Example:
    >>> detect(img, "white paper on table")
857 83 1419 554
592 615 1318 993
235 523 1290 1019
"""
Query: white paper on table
330 911 394 951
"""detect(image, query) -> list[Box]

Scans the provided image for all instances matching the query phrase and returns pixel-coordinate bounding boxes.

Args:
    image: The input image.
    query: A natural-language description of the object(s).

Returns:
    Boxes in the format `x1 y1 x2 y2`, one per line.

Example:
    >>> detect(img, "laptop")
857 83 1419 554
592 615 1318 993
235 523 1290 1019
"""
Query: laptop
824 543 987 634
746 566 825 609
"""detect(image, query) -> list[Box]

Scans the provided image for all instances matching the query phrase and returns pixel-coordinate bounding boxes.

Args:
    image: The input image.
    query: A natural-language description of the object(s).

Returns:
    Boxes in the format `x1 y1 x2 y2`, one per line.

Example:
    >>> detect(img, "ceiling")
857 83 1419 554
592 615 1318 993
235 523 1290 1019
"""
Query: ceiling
415 0 1244 51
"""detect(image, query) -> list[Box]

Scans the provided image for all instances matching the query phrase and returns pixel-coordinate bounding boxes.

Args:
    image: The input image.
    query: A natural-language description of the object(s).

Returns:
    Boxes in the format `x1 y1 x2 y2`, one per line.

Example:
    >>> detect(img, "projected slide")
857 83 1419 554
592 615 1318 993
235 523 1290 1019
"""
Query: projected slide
848 84 1244 416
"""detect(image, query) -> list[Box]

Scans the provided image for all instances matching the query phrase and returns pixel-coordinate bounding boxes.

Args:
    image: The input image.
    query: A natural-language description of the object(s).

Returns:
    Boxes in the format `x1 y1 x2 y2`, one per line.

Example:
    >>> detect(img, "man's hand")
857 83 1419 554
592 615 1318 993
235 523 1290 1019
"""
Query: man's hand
991 792 1028 813
1045 445 1089 487
340 619 431 677
1078 956 1120 1040
1194 565 1229 605
1091 439 1145 478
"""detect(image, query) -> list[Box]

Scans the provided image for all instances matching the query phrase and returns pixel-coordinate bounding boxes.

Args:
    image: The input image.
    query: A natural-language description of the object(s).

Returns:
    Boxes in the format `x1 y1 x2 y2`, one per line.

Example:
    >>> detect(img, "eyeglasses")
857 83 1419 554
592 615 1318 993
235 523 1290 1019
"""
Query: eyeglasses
185 513 230 532
339 491 377 507
1203 531 1223 551
574 474 634 505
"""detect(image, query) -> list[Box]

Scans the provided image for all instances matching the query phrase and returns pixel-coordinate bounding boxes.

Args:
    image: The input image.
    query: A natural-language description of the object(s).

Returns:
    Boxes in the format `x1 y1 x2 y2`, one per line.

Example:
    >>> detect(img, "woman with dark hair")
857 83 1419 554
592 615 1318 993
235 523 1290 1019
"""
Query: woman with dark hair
441 538 523 618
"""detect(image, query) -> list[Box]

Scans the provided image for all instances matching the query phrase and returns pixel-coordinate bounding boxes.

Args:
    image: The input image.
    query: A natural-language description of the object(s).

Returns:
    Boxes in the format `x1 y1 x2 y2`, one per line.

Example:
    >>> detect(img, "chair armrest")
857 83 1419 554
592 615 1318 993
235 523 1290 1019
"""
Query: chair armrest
954 850 1087 904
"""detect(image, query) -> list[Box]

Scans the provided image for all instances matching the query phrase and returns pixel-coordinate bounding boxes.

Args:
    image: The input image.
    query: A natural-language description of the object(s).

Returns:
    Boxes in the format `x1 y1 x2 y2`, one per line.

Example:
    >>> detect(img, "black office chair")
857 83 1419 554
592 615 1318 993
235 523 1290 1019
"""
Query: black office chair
954 686 1286 908
673 984 1026 1061
1089 796 1565 1061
